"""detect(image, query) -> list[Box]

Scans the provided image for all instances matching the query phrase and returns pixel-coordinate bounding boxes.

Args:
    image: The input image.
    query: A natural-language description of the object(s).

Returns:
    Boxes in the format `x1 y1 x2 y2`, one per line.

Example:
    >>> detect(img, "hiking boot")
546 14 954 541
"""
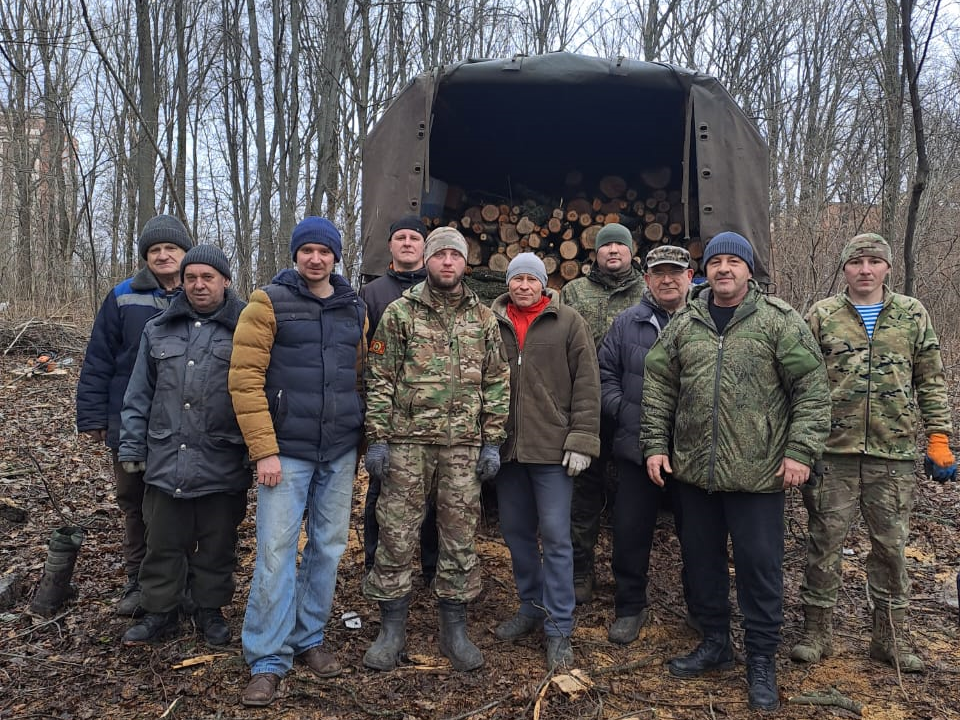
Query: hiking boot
494 612 541 640
790 605 833 663
545 636 574 670
573 575 594 605
607 608 648 644
438 599 483 671
194 607 231 646
115 580 143 617
296 646 342 677
241 673 281 707
869 606 925 673
122 610 179 645
364 595 410 671
746 655 780 711
668 632 735 677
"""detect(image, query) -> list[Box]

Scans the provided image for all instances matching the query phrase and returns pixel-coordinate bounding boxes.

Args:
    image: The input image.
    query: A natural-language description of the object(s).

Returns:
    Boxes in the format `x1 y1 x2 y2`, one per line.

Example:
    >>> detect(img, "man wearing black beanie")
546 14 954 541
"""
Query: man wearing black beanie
77 214 194 617
359 215 438 586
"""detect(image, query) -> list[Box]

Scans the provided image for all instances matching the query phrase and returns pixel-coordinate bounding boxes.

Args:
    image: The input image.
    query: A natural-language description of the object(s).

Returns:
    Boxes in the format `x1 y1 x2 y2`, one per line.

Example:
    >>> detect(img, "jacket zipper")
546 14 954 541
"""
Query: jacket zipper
707 334 724 492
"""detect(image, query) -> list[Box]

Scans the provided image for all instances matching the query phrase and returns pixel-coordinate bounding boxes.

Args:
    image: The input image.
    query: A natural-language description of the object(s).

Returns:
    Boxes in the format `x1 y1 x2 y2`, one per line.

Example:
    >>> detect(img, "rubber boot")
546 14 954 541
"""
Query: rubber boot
438 599 484 671
30 526 85 616
363 595 410 671
869 606 924 673
789 605 834 663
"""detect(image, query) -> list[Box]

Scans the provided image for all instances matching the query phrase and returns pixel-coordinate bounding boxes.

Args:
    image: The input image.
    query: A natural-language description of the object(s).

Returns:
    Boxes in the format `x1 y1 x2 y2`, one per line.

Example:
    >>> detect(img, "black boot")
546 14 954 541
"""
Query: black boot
668 632 735 677
746 655 779 711
363 595 410 670
194 607 231 646
438 599 483 671
122 610 179 645
30 526 85 616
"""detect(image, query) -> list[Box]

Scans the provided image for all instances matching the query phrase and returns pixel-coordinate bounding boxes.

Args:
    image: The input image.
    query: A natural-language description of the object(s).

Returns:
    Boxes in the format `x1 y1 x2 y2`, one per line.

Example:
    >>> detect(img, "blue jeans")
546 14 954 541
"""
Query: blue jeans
496 462 574 637
242 450 356 676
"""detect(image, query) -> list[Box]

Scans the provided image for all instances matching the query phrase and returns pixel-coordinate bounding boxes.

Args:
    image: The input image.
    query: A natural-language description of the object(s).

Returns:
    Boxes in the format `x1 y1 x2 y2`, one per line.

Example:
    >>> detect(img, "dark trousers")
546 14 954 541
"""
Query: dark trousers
364 472 439 577
674 482 784 657
570 428 615 579
139 485 247 613
612 459 688 617
112 448 145 581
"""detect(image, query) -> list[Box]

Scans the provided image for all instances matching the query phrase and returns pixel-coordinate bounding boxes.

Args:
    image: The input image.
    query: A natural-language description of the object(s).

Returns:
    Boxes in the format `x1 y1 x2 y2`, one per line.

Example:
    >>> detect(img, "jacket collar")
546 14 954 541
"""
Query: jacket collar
155 288 245 330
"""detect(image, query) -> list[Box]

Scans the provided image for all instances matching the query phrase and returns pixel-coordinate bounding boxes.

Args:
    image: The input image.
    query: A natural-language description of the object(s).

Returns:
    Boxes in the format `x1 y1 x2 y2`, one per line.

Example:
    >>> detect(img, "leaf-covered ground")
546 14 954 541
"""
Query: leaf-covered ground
1 342 959 720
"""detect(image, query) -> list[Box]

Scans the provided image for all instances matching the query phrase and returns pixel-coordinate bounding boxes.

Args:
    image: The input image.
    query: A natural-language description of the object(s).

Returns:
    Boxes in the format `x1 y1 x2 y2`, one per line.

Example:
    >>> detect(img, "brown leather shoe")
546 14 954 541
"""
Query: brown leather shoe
241 673 281 707
296 646 342 678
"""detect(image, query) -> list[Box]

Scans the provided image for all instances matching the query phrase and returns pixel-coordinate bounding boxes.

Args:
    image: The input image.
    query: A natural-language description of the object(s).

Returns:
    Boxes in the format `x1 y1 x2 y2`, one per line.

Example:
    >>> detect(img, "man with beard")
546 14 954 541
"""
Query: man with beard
362 226 510 673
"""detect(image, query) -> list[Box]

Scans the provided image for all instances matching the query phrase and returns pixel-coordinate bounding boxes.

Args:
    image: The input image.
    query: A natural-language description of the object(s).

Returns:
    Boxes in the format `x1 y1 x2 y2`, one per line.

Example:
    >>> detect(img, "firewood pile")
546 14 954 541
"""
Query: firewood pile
421 170 702 290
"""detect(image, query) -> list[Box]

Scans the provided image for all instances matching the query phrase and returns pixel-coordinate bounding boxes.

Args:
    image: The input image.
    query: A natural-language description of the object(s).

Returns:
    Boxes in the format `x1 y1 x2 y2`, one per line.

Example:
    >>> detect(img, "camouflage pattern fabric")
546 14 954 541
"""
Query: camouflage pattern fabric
805 288 952 460
362 443 482 602
364 282 510 447
559 262 646 348
642 281 830 493
799 454 916 609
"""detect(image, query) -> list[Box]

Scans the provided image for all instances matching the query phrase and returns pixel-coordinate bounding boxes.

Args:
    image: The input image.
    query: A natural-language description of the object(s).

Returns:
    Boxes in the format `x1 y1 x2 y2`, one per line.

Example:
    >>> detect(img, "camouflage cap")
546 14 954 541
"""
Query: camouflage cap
424 226 468 261
840 233 892 267
645 244 691 270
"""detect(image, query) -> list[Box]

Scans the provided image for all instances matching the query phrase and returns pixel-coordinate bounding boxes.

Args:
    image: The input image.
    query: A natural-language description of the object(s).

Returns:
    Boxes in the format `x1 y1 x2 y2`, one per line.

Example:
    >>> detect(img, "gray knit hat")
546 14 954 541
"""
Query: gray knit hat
506 253 548 287
180 244 231 281
595 223 635 252
703 231 754 273
138 214 193 258
424 226 468 261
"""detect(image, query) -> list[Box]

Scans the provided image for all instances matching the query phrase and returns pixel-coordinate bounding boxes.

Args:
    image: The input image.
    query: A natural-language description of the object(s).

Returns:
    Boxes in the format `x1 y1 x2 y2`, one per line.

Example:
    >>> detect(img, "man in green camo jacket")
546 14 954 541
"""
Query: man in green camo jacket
792 233 956 674
362 226 511 673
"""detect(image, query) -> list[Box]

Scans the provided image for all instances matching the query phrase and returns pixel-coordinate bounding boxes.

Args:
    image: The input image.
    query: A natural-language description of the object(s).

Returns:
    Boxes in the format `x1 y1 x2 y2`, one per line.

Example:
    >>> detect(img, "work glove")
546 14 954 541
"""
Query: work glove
924 433 957 482
365 443 390 481
475 444 501 482
120 460 146 474
562 450 592 477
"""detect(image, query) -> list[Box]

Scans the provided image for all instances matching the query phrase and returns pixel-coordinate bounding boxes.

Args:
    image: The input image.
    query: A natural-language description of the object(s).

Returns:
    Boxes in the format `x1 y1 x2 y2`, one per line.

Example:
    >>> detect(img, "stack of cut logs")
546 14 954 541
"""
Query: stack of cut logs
422 172 703 289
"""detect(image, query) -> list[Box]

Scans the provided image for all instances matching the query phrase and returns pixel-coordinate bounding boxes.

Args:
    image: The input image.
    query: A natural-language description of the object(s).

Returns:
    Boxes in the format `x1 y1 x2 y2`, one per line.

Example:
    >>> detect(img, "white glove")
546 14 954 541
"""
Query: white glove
121 460 146 474
562 451 592 477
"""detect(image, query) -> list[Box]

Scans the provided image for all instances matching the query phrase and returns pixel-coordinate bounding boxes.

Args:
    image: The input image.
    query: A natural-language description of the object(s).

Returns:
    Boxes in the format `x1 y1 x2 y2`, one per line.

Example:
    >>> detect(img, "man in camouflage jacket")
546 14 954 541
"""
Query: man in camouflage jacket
362 227 510 673
792 233 956 674
559 222 645 604
643 232 830 712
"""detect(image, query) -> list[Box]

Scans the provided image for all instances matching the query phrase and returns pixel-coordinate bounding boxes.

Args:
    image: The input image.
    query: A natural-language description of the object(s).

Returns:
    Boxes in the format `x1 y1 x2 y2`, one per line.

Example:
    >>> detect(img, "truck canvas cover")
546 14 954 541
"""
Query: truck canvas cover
361 52 770 282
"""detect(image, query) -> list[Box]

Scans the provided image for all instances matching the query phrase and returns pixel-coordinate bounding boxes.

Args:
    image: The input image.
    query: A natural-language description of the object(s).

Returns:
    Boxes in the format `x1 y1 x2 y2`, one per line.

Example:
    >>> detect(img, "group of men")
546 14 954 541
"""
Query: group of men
76 211 956 711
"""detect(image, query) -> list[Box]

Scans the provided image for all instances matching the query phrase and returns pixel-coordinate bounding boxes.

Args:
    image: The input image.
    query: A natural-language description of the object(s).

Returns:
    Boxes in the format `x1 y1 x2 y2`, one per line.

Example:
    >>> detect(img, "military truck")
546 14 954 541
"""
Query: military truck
360 52 770 285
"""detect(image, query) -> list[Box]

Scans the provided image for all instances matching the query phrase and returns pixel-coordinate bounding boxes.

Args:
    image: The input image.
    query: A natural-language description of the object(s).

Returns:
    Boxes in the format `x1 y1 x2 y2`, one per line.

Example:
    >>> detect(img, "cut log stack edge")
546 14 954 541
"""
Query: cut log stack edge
420 170 703 289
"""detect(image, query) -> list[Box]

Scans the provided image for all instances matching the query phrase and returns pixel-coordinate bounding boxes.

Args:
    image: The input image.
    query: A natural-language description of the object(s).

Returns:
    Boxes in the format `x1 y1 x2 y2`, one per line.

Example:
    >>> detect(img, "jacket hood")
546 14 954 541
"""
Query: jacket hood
155 287 246 330
587 259 644 290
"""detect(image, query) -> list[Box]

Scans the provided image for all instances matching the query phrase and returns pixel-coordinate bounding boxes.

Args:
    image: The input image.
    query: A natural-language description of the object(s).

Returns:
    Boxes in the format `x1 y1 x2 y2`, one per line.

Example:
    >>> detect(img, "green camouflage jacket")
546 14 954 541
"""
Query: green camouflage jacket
806 287 952 459
559 261 646 348
365 281 510 447
642 281 830 493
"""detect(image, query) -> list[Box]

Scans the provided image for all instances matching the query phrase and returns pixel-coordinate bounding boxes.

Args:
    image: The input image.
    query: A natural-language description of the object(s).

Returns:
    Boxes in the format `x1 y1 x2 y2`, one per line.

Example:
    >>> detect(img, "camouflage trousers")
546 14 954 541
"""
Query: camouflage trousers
799 453 916 609
363 443 482 603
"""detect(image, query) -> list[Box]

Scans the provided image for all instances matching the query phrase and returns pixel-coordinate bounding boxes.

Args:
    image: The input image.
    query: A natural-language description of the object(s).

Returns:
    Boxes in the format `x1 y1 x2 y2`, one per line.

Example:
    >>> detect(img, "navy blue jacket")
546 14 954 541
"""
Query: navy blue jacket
119 289 250 498
598 292 671 465
76 268 180 448
229 269 366 464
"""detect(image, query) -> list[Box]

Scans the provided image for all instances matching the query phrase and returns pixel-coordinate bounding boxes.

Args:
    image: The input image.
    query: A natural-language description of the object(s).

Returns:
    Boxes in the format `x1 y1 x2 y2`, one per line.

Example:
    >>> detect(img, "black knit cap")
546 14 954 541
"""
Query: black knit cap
138 214 193 258
180 244 231 281
388 216 428 243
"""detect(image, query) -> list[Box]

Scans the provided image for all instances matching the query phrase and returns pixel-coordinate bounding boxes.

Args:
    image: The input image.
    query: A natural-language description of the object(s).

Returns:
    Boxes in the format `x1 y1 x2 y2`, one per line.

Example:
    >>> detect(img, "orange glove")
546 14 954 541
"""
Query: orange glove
927 433 955 467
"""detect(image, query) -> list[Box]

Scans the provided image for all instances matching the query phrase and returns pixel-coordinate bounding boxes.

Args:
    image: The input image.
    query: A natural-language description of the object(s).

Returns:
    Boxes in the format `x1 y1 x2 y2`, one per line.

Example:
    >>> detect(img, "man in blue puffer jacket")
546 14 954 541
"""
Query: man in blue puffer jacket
76 215 193 615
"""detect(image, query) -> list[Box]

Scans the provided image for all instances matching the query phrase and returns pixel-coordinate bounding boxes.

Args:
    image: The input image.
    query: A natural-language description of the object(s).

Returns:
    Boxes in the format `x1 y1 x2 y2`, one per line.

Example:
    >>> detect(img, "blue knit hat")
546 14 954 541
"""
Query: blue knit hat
703 231 754 273
291 217 342 262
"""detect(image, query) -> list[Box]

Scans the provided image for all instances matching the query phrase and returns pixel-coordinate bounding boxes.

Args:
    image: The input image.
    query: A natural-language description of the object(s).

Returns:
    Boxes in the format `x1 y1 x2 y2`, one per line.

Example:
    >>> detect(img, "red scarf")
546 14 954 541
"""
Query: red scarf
506 294 550 350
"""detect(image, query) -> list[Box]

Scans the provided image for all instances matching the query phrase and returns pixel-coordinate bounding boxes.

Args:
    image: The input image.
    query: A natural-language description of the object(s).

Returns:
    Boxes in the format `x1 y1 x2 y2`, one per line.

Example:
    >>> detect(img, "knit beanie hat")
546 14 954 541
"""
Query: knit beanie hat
291 216 342 262
180 244 231 281
388 216 428 242
506 253 548 287
138 214 193 258
595 223 635 252
703 231 755 273
424 226 468 261
840 233 892 267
